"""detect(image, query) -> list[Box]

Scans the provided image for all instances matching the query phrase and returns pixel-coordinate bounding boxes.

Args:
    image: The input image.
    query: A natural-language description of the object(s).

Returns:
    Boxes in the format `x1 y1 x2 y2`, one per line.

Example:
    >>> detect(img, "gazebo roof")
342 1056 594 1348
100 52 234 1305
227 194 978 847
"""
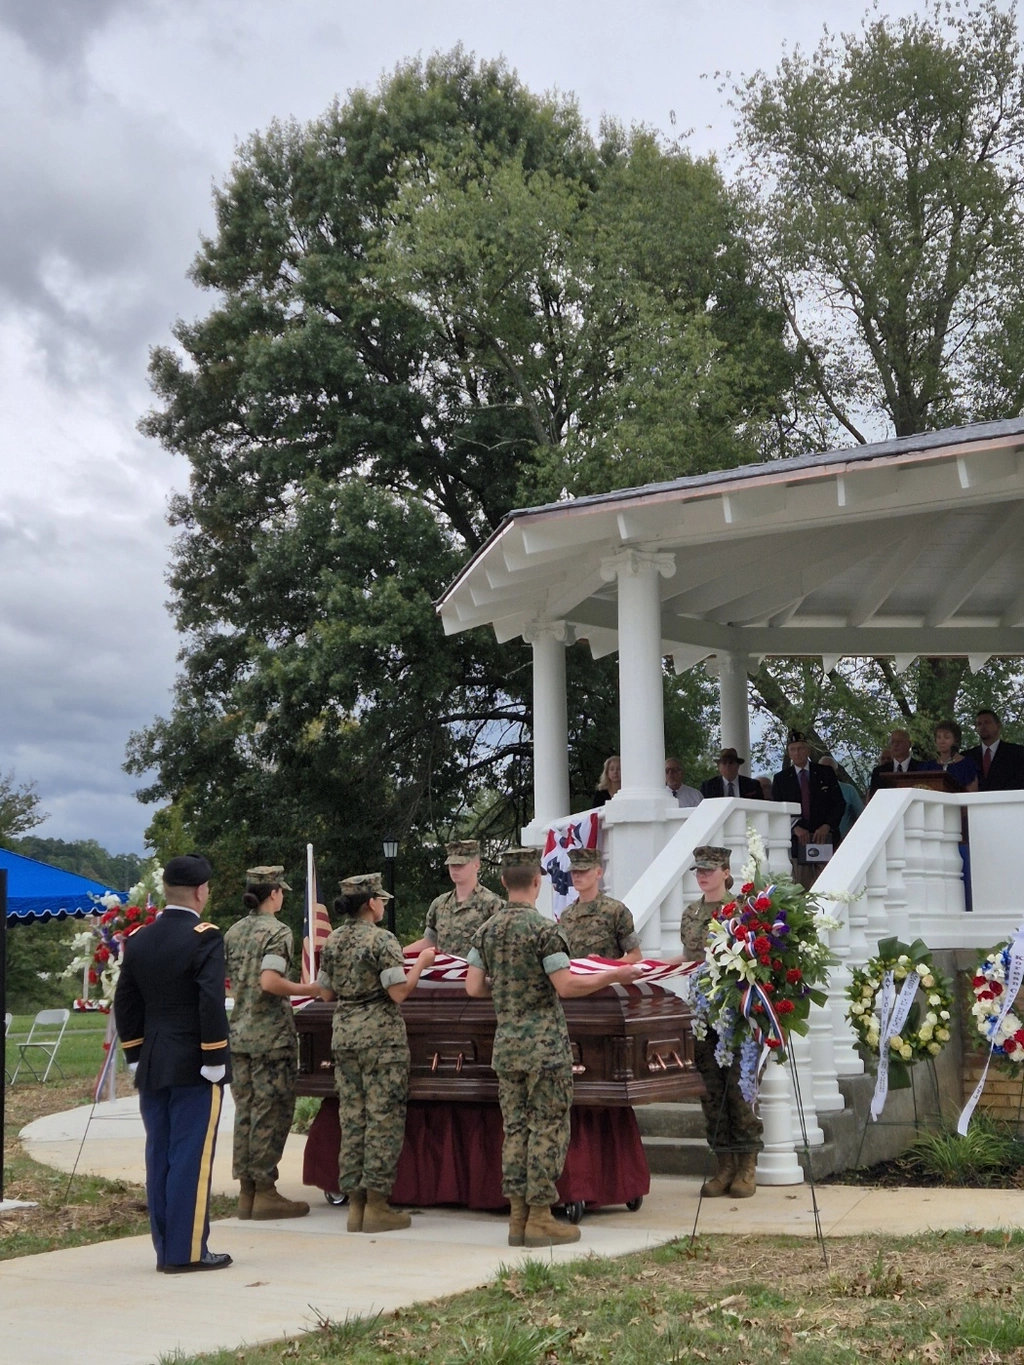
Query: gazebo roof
437 418 1024 672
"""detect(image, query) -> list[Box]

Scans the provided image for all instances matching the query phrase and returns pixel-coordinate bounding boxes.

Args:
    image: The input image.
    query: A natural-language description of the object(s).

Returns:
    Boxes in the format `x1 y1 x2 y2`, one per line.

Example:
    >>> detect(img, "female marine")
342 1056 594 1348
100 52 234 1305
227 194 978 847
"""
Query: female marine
317 873 433 1233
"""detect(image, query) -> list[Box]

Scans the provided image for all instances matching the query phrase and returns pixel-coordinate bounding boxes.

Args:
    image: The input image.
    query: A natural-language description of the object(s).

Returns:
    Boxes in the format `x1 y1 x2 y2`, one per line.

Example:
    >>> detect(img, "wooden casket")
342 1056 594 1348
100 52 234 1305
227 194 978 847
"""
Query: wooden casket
295 982 702 1106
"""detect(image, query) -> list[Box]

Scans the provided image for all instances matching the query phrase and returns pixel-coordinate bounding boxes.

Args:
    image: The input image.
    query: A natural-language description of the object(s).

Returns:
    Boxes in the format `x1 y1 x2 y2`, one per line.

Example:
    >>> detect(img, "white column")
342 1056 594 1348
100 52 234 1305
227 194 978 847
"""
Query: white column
599 549 675 804
523 620 574 826
719 650 751 759
755 1060 805 1185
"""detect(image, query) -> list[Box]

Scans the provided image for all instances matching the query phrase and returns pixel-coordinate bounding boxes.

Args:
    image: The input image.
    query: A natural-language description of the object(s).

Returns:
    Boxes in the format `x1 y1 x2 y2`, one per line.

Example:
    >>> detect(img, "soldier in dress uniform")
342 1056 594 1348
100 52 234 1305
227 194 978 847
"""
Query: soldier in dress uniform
407 839 504 958
680 845 763 1199
114 853 233 1273
318 874 434 1234
466 848 642 1249
224 865 319 1221
559 848 642 961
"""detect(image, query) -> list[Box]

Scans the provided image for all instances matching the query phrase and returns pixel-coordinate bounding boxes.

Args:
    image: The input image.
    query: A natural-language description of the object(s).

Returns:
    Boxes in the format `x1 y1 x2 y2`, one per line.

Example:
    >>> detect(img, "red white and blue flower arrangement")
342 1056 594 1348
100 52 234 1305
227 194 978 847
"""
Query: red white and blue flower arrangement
691 828 838 1102
64 864 164 1010
969 946 1024 1062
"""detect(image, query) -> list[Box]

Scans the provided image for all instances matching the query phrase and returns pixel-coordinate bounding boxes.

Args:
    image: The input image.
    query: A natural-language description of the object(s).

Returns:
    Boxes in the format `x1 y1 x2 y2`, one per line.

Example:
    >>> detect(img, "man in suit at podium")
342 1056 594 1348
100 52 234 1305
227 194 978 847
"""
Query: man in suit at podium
965 709 1024 791
700 748 763 800
771 731 846 888
868 728 930 795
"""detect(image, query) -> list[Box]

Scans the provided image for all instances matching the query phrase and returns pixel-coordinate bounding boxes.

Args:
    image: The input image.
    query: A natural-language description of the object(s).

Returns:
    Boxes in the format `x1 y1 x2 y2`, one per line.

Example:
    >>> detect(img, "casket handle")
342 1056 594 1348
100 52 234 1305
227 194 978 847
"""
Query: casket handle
431 1052 440 1073
572 1063 586 1075
319 1060 332 1071
455 1053 464 1074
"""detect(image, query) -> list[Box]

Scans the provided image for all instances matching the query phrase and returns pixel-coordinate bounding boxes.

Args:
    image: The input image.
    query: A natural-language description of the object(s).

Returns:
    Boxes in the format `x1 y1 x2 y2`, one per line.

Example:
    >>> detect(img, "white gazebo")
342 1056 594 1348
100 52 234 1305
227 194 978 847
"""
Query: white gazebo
437 418 1024 1180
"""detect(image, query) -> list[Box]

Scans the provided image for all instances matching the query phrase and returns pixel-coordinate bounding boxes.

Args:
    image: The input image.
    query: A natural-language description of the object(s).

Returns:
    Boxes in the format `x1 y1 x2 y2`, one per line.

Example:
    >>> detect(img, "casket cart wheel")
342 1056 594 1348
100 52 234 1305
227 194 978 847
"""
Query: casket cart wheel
564 1200 585 1224
324 1190 348 1206
626 1196 643 1212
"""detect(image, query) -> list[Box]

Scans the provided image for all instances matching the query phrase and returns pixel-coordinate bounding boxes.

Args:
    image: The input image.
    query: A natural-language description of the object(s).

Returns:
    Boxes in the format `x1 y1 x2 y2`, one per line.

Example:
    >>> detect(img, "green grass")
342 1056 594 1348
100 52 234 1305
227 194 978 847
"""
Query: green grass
5 1010 111 1083
131 1231 1024 1365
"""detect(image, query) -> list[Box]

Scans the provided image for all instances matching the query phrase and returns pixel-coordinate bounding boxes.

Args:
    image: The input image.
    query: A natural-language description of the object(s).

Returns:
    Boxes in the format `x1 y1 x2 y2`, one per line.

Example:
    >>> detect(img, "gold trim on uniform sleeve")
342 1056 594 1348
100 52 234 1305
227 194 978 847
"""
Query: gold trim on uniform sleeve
120 1037 144 1049
200 1039 228 1051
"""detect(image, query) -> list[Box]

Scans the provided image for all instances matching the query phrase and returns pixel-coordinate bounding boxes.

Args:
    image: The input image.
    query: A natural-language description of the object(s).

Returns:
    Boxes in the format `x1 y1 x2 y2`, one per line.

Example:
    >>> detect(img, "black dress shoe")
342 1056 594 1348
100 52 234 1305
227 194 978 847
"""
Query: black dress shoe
162 1252 233 1274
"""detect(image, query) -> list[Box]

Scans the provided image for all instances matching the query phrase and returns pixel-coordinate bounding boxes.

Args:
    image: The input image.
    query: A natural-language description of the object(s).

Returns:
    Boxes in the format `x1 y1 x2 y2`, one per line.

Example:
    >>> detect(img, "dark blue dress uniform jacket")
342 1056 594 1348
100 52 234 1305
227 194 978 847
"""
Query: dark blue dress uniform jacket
115 907 232 1088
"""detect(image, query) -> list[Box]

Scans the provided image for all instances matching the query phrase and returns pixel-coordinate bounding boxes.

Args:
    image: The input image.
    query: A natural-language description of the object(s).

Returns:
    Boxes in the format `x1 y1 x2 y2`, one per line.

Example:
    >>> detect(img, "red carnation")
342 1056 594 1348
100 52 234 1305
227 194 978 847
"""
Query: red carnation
972 975 987 987
144 913 156 925
721 901 737 915
1015 1029 1024 1045
101 909 117 924
991 982 1004 996
742 882 754 894
753 935 771 956
786 968 803 984
776 999 795 1014
88 968 99 984
126 906 140 922
765 1037 782 1049
772 959 783 971
979 990 993 1000
95 944 110 963
754 893 772 911
753 1003 764 1013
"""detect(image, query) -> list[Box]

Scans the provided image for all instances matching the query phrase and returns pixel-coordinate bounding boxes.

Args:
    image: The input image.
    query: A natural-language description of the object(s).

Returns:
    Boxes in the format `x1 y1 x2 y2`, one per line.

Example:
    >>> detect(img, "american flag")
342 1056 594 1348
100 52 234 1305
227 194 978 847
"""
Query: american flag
542 811 600 916
301 843 332 984
405 948 699 996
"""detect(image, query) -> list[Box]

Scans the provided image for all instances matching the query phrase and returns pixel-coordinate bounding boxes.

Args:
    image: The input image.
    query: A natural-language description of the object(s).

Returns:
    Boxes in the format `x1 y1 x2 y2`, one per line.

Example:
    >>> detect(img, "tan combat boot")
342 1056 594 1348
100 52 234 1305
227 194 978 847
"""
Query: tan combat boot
700 1152 736 1198
345 1188 366 1233
237 1178 256 1220
362 1190 411 1233
251 1183 311 1219
523 1205 581 1248
729 1152 758 1198
507 1194 528 1247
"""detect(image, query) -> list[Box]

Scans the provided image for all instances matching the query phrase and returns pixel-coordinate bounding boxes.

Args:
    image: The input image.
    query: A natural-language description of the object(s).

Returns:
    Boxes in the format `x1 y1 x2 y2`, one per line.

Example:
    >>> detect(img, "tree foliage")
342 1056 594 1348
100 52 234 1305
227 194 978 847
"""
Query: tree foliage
129 49 789 910
0 769 45 846
732 0 1024 754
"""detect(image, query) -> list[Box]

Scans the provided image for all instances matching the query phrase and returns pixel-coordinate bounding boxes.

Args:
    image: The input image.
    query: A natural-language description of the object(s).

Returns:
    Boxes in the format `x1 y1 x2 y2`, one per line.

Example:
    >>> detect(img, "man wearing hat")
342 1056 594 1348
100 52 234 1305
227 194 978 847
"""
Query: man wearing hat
466 849 642 1249
700 748 764 801
558 848 642 961
771 731 845 888
224 866 318 1221
409 839 503 959
114 854 233 1273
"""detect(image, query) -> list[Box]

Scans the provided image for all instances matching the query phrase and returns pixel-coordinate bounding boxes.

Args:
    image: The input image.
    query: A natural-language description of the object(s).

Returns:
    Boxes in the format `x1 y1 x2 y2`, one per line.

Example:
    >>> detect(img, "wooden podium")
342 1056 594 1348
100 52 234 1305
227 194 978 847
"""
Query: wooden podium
875 769 962 794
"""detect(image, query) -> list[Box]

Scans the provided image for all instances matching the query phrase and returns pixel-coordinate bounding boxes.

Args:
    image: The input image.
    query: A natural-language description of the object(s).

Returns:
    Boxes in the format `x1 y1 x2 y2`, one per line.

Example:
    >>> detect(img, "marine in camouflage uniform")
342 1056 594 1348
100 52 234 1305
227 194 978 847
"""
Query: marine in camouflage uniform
423 839 504 958
680 848 763 1178
223 866 308 1218
317 876 410 1198
558 847 641 959
467 851 574 1209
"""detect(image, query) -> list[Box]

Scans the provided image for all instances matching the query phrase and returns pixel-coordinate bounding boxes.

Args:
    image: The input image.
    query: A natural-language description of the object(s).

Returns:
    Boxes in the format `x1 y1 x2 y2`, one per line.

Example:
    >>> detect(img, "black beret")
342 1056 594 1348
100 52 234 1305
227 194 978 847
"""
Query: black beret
163 853 213 887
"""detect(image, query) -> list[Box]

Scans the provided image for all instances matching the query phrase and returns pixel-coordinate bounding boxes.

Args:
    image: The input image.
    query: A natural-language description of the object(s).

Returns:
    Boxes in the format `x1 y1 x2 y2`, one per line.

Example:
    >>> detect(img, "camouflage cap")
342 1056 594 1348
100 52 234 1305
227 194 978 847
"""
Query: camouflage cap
567 847 602 871
445 839 481 865
499 847 543 874
339 873 393 901
245 865 292 891
692 845 731 871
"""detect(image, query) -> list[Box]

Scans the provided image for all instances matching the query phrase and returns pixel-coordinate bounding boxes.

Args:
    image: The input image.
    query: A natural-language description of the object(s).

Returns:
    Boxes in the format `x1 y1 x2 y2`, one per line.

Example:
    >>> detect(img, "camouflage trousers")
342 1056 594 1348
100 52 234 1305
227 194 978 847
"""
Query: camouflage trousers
333 1044 409 1195
496 1066 573 1207
231 1052 296 1186
694 1034 763 1154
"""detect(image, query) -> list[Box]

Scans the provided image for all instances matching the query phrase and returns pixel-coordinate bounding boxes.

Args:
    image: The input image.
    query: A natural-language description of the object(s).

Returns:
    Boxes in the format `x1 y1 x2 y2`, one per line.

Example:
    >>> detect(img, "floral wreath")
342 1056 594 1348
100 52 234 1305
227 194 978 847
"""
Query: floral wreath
690 826 838 1101
846 937 954 1088
969 946 1024 1063
64 863 165 1009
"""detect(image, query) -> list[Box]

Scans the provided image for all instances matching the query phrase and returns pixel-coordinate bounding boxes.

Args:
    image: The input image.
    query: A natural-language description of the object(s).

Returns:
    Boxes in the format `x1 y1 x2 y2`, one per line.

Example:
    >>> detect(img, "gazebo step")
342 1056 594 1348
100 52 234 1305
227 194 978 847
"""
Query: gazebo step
635 1102 706 1139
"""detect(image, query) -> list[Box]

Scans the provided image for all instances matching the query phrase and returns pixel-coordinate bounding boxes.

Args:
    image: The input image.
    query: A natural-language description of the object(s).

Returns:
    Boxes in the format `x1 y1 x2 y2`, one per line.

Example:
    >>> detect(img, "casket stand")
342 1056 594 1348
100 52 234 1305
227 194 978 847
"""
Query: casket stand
296 982 701 1213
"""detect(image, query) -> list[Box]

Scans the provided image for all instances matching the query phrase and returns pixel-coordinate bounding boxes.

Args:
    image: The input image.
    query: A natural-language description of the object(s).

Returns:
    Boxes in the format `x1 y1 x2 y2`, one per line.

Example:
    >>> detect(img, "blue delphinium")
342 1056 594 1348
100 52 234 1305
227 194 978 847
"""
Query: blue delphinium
738 1038 760 1104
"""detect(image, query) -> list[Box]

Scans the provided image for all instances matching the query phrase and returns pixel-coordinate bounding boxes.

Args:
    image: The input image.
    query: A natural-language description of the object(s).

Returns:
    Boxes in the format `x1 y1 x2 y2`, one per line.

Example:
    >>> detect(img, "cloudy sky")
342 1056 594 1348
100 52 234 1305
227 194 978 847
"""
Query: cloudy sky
0 0 931 854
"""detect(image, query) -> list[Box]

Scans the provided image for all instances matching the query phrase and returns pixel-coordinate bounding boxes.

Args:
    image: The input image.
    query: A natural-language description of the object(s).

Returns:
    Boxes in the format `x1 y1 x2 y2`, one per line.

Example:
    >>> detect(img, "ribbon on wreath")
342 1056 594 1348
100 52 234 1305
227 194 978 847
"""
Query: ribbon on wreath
739 978 786 1100
958 923 1024 1135
870 967 921 1121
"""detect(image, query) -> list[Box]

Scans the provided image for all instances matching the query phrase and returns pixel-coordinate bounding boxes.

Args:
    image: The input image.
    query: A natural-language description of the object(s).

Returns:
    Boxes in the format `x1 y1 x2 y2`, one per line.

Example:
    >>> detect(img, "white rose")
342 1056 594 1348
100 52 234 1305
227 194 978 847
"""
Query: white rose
898 955 910 965
921 974 935 988
900 1045 913 1060
928 994 941 1006
936 1028 950 1042
940 1010 950 1020
850 1002 864 1015
927 1042 941 1055
890 1035 904 1050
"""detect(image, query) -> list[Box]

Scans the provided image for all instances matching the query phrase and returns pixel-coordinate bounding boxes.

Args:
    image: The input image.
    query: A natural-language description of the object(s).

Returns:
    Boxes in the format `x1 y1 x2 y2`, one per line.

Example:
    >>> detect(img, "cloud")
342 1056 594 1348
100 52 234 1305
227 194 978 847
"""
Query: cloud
0 0 137 64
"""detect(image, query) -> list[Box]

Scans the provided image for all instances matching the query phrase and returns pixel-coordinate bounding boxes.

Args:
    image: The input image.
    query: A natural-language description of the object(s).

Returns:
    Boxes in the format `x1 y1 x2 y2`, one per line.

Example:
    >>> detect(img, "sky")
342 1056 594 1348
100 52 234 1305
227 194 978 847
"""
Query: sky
0 0 930 855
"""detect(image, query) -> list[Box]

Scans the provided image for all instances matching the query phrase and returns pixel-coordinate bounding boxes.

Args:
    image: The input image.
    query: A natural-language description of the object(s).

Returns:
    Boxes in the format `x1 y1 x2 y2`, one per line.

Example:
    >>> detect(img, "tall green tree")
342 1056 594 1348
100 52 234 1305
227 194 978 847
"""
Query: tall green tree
732 0 1024 755
0 769 45 845
128 49 791 910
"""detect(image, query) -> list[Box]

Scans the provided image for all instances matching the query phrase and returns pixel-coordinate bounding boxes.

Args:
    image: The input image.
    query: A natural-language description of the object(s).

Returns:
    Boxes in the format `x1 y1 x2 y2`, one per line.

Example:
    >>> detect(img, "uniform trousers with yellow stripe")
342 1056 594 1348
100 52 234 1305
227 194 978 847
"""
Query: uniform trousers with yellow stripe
139 1082 223 1268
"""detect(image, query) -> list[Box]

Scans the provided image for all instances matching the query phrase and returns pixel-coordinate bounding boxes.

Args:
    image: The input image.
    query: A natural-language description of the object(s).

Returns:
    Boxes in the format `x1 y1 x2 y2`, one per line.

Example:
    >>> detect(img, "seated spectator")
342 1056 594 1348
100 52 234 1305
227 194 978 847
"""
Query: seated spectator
964 709 1024 791
868 729 929 795
932 720 978 793
755 775 773 801
591 756 621 807
665 757 703 808
772 731 845 889
700 748 763 800
818 755 864 838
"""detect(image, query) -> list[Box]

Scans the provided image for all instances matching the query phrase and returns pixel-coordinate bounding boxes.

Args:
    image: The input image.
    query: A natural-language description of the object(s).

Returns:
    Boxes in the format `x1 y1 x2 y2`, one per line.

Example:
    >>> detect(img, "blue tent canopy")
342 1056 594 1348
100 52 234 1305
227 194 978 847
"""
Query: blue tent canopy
0 847 126 922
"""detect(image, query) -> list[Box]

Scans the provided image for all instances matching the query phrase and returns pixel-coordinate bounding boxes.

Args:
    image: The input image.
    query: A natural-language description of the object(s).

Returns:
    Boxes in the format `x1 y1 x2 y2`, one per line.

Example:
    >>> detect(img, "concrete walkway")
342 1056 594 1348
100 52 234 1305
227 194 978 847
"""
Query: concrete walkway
4 1094 1024 1365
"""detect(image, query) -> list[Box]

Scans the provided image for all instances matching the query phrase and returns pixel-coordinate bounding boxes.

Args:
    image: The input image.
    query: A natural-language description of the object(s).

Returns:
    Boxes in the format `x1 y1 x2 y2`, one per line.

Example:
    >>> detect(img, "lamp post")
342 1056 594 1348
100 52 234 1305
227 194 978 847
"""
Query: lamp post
382 835 398 935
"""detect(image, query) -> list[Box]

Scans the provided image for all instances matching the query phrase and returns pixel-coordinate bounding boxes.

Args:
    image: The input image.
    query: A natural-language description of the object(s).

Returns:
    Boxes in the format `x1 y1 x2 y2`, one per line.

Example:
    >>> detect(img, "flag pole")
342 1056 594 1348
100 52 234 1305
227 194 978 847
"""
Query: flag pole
304 843 315 984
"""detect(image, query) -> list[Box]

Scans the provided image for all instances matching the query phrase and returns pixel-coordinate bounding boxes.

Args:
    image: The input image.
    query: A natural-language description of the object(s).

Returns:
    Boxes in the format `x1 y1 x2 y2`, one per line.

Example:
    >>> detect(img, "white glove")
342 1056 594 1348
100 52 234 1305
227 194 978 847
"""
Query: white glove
200 1064 226 1083
128 1062 138 1079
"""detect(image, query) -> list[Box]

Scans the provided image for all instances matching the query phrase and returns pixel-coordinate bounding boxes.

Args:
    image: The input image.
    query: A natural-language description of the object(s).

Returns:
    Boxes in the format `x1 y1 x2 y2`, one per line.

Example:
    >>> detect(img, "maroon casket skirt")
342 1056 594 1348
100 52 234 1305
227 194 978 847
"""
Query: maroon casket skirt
302 1097 650 1210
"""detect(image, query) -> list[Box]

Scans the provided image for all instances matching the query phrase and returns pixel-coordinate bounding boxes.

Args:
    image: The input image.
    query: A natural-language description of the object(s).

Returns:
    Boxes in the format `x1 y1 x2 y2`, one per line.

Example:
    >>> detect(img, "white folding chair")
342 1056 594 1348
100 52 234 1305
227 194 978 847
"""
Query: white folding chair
4 1012 11 1084
11 1008 70 1083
